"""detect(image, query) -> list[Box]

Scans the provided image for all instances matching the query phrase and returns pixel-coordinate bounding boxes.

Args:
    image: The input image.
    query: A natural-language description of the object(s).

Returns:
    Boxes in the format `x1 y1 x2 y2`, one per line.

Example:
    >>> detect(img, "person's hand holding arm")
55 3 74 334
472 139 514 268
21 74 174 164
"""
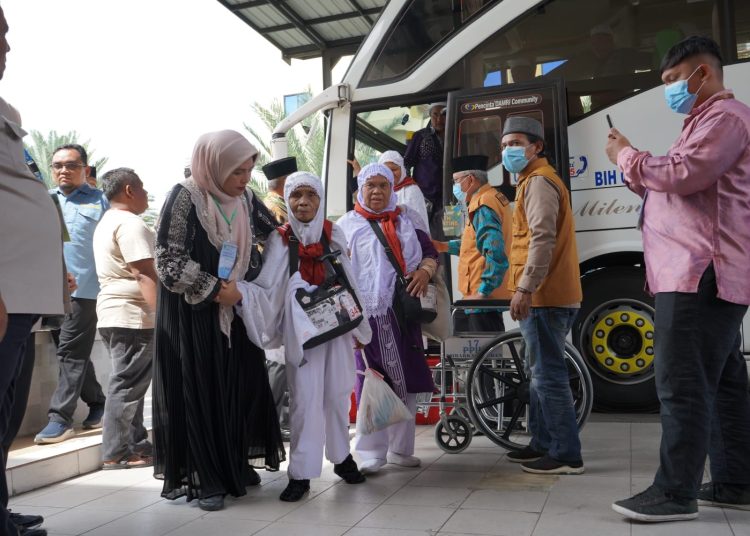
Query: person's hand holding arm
215 280 242 306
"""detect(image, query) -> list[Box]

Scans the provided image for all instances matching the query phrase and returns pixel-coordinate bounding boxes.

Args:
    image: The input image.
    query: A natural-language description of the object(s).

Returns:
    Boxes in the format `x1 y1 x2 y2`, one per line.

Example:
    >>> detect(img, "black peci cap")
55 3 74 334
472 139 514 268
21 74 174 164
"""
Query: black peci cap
452 154 489 173
262 157 297 180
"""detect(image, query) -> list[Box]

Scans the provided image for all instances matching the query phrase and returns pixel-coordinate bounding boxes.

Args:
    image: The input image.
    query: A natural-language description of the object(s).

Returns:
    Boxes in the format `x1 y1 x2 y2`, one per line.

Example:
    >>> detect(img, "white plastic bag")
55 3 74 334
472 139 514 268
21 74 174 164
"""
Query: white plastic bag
356 356 412 435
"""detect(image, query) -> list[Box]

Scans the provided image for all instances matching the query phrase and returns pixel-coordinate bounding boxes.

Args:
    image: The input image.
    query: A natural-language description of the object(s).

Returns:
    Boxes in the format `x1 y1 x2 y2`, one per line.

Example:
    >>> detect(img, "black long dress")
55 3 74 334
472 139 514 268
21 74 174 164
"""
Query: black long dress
153 184 285 502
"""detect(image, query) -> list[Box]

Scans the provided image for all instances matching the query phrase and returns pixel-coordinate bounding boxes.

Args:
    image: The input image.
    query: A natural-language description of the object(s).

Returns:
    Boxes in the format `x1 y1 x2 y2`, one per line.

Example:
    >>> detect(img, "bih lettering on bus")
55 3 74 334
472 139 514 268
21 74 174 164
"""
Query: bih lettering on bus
594 169 625 187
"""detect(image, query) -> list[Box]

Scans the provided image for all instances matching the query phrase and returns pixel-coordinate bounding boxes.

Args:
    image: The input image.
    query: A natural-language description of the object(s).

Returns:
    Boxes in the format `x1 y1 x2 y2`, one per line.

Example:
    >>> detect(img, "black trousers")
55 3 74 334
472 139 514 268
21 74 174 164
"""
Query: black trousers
2 333 35 460
48 298 105 425
0 314 38 535
653 264 750 498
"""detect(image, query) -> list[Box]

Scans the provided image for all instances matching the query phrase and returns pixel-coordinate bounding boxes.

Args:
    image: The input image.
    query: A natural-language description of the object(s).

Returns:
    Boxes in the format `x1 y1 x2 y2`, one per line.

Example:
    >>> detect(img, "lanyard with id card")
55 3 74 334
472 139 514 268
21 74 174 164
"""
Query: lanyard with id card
213 195 239 280
218 241 238 280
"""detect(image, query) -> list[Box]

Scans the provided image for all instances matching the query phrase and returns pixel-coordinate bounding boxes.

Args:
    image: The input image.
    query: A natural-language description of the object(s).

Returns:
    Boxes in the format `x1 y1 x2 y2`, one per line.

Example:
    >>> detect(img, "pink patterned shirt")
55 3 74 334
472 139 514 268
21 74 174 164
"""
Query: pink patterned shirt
618 90 750 305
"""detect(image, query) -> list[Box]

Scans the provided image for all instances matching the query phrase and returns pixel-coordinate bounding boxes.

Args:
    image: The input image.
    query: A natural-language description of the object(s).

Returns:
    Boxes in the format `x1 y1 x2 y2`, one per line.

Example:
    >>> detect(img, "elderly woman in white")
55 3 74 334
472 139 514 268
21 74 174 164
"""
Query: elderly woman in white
338 163 437 474
231 172 372 502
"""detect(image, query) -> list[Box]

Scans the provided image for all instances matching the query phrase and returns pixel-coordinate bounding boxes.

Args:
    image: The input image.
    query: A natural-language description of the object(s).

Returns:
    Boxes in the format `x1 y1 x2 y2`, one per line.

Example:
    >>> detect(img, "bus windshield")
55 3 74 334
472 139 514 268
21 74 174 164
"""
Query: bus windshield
363 0 501 85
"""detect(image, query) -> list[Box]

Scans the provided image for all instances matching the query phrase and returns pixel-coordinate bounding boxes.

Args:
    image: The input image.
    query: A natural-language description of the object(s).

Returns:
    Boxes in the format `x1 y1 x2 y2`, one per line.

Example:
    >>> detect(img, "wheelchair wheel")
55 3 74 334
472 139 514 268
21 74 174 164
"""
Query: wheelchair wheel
434 415 472 453
465 330 593 451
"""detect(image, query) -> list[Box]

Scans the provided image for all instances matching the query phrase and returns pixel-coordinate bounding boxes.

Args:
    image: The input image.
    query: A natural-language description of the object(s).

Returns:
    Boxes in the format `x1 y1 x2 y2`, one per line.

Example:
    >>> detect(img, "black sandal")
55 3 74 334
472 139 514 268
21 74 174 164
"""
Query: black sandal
334 454 366 484
279 479 310 502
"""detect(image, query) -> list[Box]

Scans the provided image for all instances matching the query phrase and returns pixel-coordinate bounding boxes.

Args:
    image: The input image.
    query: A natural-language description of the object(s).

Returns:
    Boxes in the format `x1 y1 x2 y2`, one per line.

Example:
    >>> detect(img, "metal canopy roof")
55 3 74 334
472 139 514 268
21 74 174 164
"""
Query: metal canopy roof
217 0 388 62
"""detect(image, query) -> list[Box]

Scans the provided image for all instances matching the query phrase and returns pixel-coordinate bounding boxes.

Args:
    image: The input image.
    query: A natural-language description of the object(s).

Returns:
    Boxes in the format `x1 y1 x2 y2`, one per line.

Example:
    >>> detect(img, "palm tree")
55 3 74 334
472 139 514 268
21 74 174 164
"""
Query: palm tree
24 130 109 188
244 96 325 198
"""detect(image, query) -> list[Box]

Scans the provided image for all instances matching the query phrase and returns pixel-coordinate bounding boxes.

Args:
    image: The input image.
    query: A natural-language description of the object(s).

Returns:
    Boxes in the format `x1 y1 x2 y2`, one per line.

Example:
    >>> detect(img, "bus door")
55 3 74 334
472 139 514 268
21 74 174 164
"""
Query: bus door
443 78 570 211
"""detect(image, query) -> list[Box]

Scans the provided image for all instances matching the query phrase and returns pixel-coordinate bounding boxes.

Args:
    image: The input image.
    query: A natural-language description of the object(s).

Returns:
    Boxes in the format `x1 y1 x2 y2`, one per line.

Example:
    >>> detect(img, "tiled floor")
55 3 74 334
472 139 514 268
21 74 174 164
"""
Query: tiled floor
9 419 749 536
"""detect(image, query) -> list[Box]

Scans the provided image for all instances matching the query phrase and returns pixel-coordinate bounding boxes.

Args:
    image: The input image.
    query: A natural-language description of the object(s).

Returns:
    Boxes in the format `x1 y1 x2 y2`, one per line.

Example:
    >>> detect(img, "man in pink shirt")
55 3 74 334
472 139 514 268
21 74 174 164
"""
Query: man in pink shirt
606 36 750 522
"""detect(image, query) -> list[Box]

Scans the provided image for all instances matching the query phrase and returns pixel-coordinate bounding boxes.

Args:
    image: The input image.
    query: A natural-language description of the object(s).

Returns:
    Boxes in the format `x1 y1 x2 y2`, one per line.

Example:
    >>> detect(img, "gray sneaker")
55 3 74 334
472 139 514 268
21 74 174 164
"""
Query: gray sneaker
612 485 698 522
697 482 750 510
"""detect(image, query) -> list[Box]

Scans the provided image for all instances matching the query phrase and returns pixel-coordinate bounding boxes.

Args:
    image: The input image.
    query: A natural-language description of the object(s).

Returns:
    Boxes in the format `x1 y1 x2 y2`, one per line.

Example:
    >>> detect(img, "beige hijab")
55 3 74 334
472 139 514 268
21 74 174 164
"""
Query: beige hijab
187 130 258 339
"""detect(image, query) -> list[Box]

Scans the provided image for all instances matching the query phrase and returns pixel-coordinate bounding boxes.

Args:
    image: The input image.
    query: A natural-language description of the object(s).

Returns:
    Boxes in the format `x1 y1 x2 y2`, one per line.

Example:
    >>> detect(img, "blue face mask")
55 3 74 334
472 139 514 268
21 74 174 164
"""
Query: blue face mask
664 67 705 114
502 145 531 174
452 181 467 203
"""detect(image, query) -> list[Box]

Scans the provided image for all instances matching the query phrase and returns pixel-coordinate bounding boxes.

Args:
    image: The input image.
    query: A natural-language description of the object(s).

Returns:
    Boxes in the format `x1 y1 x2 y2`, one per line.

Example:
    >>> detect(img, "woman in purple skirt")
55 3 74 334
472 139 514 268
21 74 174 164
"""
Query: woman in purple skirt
338 163 437 474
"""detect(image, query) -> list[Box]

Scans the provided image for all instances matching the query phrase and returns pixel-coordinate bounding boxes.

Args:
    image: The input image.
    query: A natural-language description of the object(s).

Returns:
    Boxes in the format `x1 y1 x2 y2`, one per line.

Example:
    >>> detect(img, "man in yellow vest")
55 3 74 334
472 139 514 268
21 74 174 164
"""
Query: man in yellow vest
432 155 512 332
503 116 585 475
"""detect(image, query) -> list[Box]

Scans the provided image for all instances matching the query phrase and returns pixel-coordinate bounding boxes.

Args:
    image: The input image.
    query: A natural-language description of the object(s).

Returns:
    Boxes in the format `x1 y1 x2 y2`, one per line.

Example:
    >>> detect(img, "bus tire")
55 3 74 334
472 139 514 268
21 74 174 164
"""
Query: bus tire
573 266 660 412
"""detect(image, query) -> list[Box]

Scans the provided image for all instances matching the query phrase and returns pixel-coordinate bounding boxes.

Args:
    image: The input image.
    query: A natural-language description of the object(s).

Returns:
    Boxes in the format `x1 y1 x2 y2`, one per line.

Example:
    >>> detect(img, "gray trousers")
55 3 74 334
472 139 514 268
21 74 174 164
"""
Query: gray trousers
99 327 153 461
49 298 106 425
266 360 289 429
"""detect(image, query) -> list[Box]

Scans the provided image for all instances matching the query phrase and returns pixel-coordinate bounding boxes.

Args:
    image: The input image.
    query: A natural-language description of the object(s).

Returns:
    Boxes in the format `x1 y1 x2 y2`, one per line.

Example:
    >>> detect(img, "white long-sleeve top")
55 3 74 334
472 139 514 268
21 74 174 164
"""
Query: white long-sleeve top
235 223 372 367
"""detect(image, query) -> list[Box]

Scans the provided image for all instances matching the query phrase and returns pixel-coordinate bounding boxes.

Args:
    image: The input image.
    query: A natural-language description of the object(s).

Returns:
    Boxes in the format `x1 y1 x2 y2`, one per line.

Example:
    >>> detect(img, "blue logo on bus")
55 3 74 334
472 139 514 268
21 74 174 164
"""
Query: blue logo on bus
569 156 588 178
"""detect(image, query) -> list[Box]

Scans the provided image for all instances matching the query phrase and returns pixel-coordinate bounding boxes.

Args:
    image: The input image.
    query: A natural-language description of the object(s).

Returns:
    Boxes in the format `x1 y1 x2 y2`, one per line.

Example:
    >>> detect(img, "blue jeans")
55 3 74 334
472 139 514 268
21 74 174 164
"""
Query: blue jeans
653 264 750 498
520 307 581 463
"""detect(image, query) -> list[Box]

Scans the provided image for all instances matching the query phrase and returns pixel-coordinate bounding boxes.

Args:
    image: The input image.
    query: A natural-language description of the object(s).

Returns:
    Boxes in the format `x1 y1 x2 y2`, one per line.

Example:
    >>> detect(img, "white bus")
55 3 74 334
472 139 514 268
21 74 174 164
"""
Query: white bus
272 0 750 411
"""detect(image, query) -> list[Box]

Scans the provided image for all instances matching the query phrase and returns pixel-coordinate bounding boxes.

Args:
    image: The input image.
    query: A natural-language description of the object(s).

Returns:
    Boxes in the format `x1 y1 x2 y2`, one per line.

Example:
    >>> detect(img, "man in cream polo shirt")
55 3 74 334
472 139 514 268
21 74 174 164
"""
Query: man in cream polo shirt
93 168 158 469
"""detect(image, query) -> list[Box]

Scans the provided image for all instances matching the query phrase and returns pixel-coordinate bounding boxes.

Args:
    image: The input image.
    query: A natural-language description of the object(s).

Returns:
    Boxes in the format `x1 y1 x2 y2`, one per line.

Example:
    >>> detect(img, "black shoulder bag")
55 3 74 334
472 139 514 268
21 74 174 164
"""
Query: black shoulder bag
366 220 437 325
289 231 364 349
246 191 280 281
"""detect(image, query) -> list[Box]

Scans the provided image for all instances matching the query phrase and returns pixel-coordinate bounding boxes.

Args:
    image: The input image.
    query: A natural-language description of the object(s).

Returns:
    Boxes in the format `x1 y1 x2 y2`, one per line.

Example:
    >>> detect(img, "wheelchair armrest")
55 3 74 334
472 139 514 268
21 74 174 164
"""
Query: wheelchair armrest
453 299 510 311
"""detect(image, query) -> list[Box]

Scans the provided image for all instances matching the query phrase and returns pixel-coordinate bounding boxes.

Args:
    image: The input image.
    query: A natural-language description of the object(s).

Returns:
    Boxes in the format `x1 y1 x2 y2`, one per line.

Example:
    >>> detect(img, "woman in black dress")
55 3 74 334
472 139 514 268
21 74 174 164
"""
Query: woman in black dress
153 130 284 511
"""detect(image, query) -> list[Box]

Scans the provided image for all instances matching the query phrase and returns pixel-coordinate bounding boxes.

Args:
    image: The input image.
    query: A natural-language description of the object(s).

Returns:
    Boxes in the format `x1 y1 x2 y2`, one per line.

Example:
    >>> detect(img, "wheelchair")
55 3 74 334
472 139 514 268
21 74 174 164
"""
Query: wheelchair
421 300 594 454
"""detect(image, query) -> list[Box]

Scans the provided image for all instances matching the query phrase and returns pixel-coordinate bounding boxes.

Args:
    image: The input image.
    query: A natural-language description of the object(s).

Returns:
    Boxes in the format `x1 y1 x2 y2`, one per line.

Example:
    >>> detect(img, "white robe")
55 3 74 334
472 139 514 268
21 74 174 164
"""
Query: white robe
236 224 372 479
396 184 430 237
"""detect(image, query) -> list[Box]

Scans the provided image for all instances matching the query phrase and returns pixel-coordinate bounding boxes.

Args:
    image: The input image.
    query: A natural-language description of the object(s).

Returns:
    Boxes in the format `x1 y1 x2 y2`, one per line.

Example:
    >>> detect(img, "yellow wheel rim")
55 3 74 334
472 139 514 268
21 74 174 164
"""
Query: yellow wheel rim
591 309 654 376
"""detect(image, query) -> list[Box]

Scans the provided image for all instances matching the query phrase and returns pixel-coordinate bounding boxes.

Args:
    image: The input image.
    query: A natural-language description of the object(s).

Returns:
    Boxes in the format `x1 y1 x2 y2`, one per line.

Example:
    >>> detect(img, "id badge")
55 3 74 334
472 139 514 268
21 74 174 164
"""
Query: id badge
218 241 238 280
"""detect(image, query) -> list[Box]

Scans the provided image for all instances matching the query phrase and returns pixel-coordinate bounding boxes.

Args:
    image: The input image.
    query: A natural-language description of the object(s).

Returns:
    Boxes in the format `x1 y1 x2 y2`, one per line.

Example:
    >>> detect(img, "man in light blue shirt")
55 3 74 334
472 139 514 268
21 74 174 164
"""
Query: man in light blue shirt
35 144 108 444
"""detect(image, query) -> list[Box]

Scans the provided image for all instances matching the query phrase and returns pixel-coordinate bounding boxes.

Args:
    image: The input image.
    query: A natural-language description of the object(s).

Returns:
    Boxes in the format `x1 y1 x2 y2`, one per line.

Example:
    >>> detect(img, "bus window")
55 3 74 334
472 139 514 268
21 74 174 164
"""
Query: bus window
363 0 500 85
350 104 433 206
456 116 502 183
352 104 429 163
428 0 721 123
737 2 750 60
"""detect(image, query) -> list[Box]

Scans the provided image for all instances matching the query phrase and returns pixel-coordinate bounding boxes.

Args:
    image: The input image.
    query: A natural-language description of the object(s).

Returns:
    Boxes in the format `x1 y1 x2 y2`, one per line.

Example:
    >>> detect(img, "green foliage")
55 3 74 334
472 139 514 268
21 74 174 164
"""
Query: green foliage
243 95 325 198
142 194 159 228
24 130 109 188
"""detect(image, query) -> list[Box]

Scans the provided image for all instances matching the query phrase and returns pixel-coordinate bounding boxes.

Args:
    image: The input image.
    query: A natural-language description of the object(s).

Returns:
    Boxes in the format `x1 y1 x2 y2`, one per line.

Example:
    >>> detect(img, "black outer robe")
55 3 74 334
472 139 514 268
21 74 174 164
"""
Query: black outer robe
152 184 285 501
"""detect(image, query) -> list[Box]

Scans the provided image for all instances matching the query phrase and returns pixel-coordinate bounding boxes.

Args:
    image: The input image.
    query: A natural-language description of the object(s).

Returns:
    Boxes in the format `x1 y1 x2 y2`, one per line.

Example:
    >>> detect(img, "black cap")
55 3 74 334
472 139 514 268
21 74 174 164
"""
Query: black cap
452 154 489 173
262 157 297 180
502 116 544 139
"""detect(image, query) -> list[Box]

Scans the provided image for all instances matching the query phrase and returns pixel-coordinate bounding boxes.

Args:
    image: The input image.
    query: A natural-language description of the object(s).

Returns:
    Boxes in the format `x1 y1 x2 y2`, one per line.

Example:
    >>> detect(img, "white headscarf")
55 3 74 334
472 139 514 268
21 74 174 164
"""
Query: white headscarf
283 171 324 246
341 163 424 317
378 150 407 185
356 162 397 213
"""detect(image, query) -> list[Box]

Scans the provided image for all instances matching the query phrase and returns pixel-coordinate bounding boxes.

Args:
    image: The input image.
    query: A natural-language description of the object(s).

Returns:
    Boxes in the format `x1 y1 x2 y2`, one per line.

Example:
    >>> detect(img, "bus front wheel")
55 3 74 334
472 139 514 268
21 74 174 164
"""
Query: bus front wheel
573 266 660 412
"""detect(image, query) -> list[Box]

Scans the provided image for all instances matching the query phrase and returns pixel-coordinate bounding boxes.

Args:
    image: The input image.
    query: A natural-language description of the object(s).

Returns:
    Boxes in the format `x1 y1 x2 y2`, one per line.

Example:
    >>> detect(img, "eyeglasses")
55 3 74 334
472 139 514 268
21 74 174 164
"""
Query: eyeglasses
453 173 471 184
51 162 85 172
363 181 391 192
